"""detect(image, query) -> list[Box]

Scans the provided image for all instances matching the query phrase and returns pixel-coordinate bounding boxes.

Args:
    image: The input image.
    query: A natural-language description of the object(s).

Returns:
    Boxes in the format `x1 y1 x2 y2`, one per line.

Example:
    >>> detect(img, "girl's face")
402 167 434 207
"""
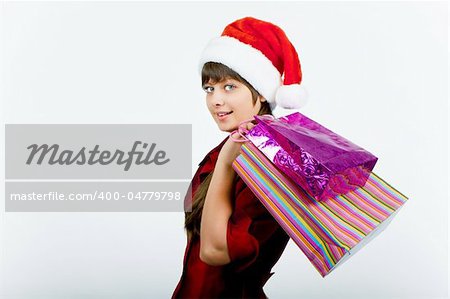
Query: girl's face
203 77 266 132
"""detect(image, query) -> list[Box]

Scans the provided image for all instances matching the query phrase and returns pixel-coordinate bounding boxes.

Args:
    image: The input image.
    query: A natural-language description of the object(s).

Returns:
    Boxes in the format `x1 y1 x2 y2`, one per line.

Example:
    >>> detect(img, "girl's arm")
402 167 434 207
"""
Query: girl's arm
199 136 244 266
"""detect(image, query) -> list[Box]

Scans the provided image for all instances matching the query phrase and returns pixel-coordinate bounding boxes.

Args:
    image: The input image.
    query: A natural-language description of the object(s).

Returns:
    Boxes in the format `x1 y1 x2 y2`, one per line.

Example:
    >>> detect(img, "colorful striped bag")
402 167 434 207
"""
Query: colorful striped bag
232 141 408 277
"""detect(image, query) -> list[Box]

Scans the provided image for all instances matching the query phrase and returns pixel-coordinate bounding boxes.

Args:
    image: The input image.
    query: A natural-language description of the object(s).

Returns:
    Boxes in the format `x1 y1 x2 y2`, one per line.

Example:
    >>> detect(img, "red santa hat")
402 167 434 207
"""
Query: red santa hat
199 17 308 110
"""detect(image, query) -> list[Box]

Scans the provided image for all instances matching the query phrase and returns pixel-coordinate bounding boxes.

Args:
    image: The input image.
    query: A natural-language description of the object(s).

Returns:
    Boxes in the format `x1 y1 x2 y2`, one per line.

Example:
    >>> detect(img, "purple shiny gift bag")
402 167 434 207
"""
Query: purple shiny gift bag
245 112 378 201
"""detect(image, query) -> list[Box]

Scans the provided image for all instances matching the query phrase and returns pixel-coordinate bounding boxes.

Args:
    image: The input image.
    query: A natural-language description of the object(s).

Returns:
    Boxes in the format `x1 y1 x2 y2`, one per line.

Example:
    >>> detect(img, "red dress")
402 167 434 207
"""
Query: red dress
172 136 290 299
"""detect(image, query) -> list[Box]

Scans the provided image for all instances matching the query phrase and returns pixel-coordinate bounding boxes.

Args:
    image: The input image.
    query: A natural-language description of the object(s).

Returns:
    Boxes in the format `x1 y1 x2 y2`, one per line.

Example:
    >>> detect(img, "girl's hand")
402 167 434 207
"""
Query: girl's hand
217 121 256 167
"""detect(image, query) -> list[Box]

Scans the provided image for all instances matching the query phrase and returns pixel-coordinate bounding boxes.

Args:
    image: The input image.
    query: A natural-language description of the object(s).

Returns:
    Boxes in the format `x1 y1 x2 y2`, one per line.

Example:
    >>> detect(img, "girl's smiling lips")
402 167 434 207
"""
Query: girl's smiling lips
216 111 233 120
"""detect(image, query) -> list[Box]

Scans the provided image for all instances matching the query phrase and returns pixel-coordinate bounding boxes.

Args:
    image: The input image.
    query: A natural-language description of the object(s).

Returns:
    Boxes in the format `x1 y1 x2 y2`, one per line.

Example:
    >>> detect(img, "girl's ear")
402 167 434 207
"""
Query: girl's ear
258 95 267 102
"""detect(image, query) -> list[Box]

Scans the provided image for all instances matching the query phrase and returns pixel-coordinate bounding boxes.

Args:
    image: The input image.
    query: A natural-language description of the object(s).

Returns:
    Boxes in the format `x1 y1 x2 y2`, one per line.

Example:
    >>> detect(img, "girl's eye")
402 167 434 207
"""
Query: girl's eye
203 86 214 93
224 84 236 91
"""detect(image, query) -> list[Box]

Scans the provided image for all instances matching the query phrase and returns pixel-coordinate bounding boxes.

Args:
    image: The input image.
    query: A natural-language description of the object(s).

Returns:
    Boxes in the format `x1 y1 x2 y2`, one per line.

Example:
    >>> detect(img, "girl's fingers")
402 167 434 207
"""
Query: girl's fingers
237 119 256 136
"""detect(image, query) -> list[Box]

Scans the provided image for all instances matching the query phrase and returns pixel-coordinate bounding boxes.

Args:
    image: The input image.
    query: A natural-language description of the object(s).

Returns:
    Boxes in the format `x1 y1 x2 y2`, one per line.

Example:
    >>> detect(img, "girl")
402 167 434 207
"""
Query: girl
172 17 307 298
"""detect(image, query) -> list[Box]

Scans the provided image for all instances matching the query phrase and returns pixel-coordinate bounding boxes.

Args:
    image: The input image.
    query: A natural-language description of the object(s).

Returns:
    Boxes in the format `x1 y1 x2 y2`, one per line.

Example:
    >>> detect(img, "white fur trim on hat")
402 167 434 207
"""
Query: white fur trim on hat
199 36 281 104
275 84 308 109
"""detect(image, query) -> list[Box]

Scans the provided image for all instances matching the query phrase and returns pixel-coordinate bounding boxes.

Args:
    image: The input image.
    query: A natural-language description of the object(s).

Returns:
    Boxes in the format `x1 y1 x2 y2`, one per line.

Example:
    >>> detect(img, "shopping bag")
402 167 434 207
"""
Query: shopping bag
232 141 408 277
242 113 378 201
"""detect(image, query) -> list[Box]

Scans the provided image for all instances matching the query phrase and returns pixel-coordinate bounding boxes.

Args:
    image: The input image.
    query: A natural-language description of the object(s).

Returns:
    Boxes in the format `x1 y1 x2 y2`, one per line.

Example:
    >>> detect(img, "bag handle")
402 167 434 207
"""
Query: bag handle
229 114 275 142
229 118 254 142
254 114 275 122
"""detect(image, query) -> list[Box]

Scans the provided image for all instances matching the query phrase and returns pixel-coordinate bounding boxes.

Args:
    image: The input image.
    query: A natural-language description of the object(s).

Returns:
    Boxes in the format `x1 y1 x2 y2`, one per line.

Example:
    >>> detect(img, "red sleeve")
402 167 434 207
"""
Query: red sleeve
226 176 278 272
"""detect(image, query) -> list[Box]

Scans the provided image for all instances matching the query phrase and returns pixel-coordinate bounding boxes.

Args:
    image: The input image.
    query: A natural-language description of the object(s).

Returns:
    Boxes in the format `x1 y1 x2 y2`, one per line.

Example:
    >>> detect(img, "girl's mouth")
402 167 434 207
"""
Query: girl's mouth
217 111 233 120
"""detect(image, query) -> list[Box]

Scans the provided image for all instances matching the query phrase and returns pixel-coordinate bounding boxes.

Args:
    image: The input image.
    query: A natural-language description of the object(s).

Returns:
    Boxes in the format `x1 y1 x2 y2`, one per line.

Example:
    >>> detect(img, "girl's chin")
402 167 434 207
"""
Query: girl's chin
218 126 236 133
216 123 238 133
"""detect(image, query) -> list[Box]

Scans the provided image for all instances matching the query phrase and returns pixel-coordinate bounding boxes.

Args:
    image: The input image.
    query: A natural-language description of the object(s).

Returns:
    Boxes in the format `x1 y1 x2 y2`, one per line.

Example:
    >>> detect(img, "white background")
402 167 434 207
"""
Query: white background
0 1 448 298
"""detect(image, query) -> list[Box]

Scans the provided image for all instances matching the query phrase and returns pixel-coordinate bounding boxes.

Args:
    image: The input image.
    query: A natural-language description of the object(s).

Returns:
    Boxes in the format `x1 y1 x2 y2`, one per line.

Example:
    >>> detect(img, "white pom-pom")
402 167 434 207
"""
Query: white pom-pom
275 84 308 109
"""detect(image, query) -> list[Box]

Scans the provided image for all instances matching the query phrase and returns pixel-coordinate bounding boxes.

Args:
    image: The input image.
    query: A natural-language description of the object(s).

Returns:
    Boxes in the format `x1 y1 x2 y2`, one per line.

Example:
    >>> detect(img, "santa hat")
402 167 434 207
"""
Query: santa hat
199 17 308 110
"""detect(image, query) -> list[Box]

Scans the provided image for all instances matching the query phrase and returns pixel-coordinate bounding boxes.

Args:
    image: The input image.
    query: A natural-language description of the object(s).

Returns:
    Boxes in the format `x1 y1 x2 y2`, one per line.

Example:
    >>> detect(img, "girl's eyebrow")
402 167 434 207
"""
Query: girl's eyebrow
202 79 234 89
202 81 219 88
224 79 238 85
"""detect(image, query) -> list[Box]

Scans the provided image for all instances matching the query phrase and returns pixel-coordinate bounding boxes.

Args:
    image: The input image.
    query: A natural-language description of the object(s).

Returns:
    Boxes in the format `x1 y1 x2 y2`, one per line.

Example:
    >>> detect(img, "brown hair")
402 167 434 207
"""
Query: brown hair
184 62 273 240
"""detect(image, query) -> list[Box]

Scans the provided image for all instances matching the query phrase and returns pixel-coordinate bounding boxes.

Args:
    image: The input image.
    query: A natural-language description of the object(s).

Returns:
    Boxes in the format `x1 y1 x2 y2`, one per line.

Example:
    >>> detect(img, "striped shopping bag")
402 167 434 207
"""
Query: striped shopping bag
232 141 408 277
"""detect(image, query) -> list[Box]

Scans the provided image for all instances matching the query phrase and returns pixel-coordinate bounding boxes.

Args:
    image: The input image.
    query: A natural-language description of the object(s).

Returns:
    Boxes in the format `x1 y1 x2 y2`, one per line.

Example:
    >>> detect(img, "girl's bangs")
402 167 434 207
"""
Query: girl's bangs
201 62 241 85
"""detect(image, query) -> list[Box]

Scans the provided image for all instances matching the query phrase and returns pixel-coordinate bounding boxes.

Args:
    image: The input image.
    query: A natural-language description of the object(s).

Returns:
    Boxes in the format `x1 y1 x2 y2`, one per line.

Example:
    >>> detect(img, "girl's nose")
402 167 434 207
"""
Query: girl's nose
211 93 225 106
